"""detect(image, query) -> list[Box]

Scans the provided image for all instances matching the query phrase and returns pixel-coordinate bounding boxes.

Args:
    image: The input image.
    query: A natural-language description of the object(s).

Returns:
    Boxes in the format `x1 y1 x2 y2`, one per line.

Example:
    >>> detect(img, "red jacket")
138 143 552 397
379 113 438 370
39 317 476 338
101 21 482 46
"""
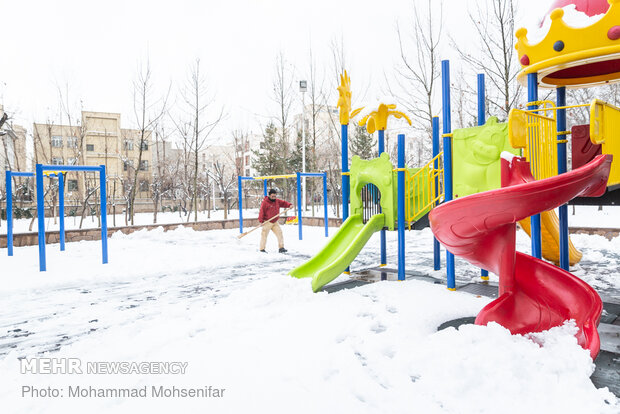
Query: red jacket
258 196 292 223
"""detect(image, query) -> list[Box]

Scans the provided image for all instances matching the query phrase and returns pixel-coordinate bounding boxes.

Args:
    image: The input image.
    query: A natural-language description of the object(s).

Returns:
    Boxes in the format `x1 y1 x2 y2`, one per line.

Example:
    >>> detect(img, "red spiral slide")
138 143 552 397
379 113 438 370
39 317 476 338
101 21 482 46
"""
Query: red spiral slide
429 154 612 359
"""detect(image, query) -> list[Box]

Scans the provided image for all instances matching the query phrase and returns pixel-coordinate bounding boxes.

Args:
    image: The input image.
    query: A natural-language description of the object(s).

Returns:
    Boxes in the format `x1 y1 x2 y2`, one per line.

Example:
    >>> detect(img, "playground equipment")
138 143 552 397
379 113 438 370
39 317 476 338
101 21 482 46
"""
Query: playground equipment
430 154 611 359
237 171 328 240
429 0 620 358
5 164 108 271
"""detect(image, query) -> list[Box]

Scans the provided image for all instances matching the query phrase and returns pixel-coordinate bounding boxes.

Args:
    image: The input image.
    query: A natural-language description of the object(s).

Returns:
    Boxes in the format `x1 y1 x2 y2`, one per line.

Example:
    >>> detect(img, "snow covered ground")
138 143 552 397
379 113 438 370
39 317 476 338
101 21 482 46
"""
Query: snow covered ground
0 222 619 413
2 205 617 235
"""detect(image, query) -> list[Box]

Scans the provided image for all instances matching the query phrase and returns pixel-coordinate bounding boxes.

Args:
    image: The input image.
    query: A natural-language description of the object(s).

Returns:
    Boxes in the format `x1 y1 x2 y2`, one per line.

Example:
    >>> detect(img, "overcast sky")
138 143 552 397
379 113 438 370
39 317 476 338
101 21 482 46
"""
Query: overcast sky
1 0 554 143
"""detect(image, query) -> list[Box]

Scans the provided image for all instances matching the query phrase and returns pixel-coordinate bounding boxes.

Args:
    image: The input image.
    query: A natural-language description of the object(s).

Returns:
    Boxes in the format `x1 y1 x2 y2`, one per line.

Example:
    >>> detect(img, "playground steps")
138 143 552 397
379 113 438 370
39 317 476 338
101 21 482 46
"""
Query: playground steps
320 267 620 397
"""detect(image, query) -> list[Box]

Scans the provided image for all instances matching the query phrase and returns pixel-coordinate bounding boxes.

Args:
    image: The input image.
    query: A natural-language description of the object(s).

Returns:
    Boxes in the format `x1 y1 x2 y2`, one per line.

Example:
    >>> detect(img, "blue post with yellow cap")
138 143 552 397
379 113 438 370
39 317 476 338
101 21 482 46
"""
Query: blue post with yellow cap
378 129 387 267
432 117 441 271
557 86 569 270
527 72 542 260
397 133 406 281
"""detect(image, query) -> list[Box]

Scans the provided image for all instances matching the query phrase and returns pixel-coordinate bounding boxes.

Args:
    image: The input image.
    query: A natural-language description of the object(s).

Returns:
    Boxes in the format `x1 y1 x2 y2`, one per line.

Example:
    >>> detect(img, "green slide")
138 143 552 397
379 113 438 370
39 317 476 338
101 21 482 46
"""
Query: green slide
289 213 385 292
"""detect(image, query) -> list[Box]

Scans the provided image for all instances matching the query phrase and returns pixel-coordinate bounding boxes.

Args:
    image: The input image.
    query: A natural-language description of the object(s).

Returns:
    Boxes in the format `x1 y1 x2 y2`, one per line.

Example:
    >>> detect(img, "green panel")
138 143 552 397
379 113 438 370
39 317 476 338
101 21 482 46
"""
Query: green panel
350 153 395 230
289 214 385 292
452 117 521 198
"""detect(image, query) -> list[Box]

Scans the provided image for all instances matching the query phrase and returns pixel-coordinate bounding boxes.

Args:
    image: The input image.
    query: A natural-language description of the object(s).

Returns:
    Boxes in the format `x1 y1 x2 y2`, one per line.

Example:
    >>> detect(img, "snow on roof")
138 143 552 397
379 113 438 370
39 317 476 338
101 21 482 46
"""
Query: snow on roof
527 5 605 44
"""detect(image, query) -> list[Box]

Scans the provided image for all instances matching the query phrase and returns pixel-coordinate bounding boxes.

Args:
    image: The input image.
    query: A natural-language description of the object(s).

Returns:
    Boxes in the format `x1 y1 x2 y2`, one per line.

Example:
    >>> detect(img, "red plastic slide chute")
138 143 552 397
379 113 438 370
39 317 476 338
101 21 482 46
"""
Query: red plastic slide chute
429 154 612 359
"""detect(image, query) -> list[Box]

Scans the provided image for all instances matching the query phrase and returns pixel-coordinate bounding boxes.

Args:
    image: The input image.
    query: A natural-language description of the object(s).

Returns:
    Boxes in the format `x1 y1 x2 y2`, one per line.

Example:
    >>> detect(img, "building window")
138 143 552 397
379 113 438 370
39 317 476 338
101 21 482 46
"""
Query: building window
51 157 63 165
124 140 134 151
139 160 148 171
245 155 250 165
123 160 133 171
86 144 94 151
139 180 149 192
67 179 78 192
52 136 63 148
245 168 250 176
66 136 78 148
140 141 148 151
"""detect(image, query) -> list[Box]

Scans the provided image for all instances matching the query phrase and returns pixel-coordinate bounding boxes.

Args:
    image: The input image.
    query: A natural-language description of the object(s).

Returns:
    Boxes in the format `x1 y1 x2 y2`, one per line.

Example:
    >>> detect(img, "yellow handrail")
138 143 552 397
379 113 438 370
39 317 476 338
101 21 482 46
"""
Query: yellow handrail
404 152 444 225
509 103 558 180
590 99 620 186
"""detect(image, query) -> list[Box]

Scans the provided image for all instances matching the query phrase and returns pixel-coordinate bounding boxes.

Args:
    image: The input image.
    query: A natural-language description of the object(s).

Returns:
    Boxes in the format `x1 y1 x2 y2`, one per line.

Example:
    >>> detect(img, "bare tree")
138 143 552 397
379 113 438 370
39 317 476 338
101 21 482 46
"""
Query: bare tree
129 59 169 225
452 0 522 120
178 59 224 222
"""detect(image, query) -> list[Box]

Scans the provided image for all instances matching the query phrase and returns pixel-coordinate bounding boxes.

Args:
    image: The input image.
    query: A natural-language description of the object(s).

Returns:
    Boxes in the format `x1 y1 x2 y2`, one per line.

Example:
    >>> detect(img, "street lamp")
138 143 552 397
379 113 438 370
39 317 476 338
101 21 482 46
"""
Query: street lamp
299 80 307 211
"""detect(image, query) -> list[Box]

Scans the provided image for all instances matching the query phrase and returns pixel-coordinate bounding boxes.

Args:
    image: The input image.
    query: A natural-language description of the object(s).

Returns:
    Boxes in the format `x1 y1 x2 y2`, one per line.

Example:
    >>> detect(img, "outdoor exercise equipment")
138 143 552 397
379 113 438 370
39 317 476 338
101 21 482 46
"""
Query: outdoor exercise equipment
237 171 328 240
5 164 108 271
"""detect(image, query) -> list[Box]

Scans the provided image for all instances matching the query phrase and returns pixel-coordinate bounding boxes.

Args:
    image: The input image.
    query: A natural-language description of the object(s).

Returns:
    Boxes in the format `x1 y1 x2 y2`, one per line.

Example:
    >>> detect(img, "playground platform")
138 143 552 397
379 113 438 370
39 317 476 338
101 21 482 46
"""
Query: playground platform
322 267 620 397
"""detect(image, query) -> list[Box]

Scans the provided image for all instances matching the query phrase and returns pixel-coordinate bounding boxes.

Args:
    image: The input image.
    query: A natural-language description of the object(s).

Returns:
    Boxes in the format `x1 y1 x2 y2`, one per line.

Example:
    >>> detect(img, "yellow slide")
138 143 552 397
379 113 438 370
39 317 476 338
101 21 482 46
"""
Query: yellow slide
519 210 582 266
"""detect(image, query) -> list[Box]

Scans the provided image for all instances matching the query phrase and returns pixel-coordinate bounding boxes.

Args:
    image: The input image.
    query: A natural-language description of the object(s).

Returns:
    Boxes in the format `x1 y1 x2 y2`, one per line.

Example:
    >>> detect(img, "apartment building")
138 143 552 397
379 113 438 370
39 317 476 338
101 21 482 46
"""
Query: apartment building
0 105 28 172
33 111 152 201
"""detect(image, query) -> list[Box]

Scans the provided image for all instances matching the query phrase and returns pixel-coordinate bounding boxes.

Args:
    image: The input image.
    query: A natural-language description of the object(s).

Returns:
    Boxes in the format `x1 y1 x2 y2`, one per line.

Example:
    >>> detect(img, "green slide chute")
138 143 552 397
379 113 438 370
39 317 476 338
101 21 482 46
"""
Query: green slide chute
290 213 385 292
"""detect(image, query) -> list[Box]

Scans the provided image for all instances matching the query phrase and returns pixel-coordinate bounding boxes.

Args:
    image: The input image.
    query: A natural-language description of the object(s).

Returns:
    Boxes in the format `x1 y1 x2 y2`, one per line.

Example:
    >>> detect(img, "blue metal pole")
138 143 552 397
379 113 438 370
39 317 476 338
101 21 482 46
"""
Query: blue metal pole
397 134 406 281
263 179 267 197
297 172 302 240
6 171 13 256
99 166 108 264
432 117 441 271
527 72 542 259
477 73 490 280
238 175 243 233
59 172 65 251
557 86 569 270
442 60 456 290
323 172 328 237
341 124 349 222
378 129 387 267
35 164 46 271
342 124 350 274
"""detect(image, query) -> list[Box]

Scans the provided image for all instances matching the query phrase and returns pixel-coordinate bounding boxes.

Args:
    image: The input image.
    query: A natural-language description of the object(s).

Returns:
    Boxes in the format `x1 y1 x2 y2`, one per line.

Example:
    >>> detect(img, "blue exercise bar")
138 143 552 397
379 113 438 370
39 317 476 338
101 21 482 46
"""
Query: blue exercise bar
432 117 441 271
6 170 13 256
478 73 490 280
35 164 46 271
5 171 35 256
32 164 108 271
297 172 303 240
397 133 406 281
237 173 328 240
99 165 108 264
557 86 569 270
527 73 542 260
59 172 65 251
442 60 456 290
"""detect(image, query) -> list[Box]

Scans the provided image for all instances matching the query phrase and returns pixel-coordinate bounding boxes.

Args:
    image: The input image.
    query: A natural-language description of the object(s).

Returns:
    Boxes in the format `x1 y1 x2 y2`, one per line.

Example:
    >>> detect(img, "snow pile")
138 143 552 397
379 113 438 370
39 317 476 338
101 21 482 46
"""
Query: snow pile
527 5 606 44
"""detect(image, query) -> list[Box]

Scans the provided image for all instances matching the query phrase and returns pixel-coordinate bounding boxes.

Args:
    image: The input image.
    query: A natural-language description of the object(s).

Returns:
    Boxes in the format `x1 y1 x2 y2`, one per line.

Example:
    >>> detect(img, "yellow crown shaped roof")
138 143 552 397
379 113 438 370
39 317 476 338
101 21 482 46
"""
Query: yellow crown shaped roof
515 0 620 88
